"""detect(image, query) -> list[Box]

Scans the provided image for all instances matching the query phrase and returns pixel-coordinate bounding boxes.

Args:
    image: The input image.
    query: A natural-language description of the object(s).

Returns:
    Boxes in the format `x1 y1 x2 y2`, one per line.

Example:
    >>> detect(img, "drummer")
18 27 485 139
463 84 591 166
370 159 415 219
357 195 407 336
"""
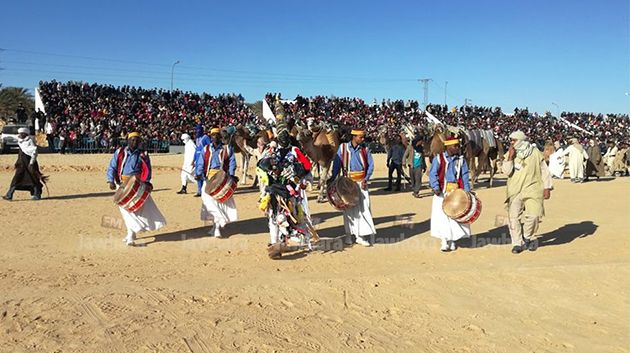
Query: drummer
330 128 376 247
195 127 238 238
428 136 471 252
106 132 166 246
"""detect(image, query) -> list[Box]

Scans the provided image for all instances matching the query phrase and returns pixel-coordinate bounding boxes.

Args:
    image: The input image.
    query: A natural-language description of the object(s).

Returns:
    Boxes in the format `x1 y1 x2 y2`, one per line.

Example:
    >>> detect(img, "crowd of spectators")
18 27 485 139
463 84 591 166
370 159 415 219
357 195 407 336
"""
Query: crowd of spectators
37 80 253 152
18 82 628 154
267 93 629 148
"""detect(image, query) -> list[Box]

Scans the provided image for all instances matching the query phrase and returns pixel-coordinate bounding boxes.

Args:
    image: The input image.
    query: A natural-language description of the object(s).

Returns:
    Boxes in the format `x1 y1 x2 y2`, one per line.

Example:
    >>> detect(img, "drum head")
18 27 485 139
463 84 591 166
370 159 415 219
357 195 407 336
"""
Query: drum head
337 176 360 206
442 189 471 219
207 169 227 189
113 175 138 203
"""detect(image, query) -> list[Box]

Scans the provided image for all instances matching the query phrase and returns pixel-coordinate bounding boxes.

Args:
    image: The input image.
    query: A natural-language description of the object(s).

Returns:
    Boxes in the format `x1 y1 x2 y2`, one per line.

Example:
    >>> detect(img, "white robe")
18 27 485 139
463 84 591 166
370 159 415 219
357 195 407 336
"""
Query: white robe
563 145 586 180
430 194 471 241
181 168 196 186
200 181 238 227
119 195 166 233
548 148 565 179
181 140 196 186
343 184 376 238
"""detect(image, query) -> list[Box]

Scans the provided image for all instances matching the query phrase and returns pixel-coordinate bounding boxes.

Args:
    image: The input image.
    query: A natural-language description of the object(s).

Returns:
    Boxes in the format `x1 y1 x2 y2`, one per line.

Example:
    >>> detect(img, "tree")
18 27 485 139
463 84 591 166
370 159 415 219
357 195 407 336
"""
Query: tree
0 86 35 122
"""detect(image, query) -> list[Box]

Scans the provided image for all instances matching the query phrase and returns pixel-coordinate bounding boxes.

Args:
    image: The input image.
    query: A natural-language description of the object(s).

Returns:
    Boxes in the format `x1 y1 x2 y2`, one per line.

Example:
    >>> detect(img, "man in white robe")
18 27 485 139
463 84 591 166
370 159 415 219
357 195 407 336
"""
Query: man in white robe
177 133 197 194
195 128 238 238
548 141 566 179
330 129 376 247
563 138 587 182
428 136 471 252
107 132 166 246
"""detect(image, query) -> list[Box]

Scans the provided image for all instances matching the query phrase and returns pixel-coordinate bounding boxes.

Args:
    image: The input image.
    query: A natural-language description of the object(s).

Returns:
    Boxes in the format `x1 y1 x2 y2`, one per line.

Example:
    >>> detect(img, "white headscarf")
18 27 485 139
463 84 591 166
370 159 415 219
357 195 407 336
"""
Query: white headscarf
509 130 533 159
18 135 38 160
181 133 191 142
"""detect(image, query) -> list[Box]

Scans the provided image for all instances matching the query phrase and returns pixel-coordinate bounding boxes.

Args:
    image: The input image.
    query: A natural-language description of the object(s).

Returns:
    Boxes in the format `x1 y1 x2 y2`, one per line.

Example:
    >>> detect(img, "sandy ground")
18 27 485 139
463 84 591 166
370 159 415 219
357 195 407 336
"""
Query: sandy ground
0 152 628 353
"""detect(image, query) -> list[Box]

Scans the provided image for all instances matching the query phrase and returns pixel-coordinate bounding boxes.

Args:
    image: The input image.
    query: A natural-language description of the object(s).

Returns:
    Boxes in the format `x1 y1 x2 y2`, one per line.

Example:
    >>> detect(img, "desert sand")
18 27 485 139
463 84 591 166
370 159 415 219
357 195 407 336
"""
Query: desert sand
0 152 628 353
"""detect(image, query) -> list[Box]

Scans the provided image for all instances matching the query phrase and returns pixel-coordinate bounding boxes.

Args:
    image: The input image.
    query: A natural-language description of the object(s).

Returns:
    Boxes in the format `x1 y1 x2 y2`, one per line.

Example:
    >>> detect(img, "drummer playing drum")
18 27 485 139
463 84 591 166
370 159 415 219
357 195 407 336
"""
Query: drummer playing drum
106 132 167 246
428 136 471 252
330 129 376 247
195 127 238 238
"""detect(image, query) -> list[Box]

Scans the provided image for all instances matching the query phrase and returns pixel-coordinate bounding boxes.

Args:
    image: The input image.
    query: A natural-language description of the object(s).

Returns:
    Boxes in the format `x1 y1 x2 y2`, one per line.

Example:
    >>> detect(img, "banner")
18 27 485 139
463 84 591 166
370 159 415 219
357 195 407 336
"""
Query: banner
262 98 276 125
425 110 443 125
35 88 46 115
556 116 593 135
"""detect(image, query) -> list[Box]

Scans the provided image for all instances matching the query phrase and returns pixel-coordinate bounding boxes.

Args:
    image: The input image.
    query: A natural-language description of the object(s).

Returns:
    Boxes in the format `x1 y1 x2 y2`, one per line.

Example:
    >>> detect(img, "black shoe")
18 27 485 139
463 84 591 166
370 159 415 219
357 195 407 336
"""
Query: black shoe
194 193 201 197
2 196 12 201
176 187 187 194
527 240 538 251
511 245 524 254
384 188 392 191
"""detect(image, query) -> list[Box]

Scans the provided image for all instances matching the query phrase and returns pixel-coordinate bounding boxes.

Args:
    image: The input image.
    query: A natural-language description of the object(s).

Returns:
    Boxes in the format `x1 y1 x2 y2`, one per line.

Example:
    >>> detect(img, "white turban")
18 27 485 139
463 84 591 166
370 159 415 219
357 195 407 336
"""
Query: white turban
510 130 533 159
509 130 527 141
181 133 191 142
17 127 29 135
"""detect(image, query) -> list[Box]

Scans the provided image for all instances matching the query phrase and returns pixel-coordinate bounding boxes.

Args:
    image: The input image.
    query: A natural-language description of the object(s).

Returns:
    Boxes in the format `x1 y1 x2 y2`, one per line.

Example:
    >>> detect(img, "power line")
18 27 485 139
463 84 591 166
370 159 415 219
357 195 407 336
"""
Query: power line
3 60 419 84
2 48 418 82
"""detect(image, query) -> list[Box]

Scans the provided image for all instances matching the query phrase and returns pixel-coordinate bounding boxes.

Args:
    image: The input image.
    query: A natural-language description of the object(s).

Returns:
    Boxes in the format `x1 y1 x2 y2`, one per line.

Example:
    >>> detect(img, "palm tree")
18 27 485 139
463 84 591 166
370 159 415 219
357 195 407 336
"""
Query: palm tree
0 86 35 122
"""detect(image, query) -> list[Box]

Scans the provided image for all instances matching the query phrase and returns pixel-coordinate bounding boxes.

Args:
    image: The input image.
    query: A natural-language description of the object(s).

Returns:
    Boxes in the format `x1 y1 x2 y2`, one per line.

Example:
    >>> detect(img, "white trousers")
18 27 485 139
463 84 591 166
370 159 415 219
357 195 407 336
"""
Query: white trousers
181 166 196 186
119 195 166 234
200 181 238 228
430 194 471 241
342 184 376 238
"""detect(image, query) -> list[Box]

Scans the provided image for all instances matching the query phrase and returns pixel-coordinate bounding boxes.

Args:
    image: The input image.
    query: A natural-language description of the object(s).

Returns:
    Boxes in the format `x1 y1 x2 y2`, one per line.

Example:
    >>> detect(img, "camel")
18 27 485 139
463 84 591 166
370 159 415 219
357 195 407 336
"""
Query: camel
463 130 504 187
295 122 340 203
423 125 504 188
376 125 409 155
222 125 270 185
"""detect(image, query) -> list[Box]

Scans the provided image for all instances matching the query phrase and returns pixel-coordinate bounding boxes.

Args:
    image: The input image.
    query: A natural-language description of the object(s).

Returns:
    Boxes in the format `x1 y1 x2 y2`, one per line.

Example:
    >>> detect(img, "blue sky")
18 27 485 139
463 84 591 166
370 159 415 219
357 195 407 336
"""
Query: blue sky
1 0 628 113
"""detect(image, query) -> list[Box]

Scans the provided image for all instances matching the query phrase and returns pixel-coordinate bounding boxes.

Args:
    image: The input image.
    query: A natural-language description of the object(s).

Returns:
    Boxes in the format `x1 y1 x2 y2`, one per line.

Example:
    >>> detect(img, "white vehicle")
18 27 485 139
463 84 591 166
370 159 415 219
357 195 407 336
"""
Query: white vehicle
1 124 29 154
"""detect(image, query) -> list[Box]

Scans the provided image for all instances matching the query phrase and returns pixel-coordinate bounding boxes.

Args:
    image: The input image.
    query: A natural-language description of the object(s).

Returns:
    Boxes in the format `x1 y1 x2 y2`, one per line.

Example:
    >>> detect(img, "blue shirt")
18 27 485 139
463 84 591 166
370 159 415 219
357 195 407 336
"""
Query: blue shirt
413 151 424 169
331 142 374 181
195 142 237 177
428 152 470 192
194 135 211 165
195 135 211 150
106 147 152 183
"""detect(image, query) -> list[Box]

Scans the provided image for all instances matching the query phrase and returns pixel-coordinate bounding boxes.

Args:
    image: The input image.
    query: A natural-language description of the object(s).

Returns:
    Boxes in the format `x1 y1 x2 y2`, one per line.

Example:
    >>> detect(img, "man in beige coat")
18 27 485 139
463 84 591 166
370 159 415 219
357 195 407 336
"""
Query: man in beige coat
502 131 553 254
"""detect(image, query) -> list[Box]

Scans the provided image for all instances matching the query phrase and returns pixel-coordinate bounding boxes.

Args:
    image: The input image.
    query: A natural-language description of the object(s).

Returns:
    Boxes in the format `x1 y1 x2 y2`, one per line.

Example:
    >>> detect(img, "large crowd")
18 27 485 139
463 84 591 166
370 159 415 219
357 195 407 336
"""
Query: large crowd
36 80 253 151
267 93 629 148
15 81 627 154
